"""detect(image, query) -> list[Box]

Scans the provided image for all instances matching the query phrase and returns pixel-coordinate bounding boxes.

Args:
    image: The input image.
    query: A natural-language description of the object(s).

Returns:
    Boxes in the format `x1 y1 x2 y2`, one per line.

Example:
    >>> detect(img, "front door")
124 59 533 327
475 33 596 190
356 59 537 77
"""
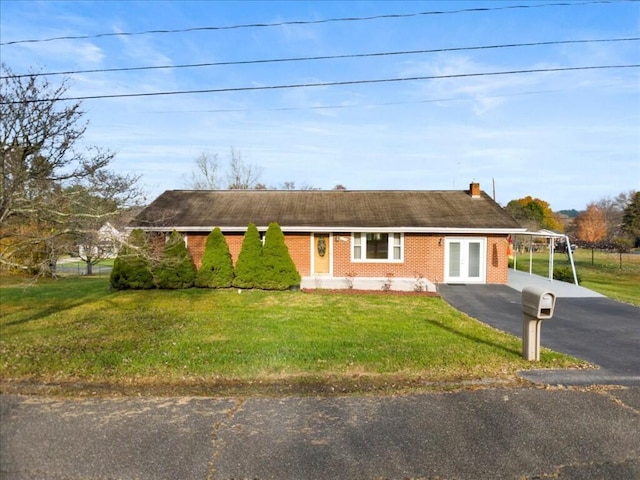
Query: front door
313 234 331 275
444 238 486 283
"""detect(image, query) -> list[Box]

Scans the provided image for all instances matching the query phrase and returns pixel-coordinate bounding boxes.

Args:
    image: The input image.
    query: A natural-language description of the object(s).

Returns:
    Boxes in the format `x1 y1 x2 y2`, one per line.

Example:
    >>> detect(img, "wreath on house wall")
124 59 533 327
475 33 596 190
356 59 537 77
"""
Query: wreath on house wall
317 236 326 257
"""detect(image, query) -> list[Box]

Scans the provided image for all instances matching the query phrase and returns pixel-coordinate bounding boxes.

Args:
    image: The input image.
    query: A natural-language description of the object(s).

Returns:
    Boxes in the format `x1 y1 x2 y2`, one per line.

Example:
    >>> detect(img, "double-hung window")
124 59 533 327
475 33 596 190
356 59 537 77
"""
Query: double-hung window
352 233 403 262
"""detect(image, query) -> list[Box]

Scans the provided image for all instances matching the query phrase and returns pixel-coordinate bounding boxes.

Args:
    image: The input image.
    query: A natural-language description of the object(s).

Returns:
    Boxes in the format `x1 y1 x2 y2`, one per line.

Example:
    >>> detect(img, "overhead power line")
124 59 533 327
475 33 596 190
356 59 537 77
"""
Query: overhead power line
153 89 562 114
3 64 637 105
0 0 622 46
4 37 637 79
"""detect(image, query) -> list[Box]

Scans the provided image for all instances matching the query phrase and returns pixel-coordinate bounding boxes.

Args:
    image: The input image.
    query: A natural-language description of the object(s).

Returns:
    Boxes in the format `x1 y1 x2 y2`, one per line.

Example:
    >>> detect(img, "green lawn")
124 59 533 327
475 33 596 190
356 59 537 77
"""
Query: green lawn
513 248 640 305
0 276 585 396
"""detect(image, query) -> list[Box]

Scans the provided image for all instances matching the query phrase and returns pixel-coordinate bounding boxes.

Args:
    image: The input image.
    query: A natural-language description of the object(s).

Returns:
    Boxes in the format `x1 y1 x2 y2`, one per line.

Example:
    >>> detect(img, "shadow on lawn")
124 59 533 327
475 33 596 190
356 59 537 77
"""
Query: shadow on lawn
4 300 92 327
422 318 520 357
2 279 109 327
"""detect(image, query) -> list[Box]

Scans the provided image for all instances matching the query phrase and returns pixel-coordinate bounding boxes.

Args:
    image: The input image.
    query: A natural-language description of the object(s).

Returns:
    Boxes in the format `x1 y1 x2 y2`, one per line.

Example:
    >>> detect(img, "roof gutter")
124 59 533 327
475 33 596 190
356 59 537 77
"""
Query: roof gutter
127 225 526 235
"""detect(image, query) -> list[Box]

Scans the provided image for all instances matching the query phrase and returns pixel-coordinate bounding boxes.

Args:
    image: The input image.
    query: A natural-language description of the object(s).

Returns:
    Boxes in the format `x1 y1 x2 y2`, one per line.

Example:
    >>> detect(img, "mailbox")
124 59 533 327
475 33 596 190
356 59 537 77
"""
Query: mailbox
522 286 556 319
521 286 557 361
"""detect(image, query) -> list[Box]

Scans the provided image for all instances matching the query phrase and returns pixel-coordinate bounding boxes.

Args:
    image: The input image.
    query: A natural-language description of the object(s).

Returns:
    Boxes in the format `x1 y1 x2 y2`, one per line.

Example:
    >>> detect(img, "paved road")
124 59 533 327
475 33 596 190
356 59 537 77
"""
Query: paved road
439 278 640 386
2 388 639 480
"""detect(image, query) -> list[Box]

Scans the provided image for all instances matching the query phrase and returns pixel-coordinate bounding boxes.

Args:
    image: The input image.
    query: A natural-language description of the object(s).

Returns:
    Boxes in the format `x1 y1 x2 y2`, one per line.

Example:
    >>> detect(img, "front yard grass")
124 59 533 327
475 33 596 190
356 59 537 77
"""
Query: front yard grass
0 275 587 396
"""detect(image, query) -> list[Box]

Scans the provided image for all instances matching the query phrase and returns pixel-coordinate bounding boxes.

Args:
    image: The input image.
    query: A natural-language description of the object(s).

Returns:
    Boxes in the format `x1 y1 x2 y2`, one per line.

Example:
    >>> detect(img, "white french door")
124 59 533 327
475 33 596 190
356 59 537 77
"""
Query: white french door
444 238 486 283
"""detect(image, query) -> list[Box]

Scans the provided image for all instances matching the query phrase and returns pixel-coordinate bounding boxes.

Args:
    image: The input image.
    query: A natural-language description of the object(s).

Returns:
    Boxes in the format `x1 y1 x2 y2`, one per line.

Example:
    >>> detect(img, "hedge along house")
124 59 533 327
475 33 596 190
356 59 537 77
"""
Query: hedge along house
130 183 525 292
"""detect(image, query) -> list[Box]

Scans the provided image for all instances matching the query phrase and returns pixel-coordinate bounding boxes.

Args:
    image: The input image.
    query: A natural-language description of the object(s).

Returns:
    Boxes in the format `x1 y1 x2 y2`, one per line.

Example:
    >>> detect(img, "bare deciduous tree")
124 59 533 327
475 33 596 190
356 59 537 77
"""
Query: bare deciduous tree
622 192 640 246
183 152 220 190
0 63 141 275
226 148 262 190
185 148 262 190
594 191 636 242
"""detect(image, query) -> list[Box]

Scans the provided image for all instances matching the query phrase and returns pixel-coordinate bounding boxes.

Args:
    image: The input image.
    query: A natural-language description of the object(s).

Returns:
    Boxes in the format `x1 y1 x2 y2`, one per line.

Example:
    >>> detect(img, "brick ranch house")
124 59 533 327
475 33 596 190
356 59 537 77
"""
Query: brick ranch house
129 183 525 292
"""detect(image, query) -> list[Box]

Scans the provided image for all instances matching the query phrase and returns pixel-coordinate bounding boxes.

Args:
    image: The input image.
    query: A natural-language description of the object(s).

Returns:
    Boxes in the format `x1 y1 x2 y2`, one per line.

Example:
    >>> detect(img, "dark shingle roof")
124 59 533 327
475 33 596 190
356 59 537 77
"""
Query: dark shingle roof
131 189 522 231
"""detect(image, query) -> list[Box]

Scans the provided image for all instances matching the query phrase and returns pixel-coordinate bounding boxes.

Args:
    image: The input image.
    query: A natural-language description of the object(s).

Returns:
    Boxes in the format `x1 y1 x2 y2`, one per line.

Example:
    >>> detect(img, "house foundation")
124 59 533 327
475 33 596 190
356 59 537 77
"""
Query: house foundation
301 276 437 292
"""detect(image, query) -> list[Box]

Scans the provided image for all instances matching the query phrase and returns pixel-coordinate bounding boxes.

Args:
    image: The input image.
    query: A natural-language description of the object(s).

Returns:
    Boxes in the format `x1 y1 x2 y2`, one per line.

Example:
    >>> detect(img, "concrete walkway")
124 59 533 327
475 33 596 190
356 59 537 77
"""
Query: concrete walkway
439 273 640 386
507 269 604 298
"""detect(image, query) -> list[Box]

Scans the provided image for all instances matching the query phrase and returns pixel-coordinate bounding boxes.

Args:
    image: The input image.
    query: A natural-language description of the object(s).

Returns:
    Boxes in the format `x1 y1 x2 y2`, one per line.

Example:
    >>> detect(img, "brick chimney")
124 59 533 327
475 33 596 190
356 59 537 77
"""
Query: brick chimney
469 182 481 198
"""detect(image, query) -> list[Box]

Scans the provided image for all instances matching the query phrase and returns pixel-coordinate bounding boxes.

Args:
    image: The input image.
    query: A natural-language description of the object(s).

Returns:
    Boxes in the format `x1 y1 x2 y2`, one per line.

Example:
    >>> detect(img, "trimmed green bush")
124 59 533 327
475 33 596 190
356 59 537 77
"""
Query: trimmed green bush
154 230 196 289
553 266 581 284
110 229 154 290
261 222 301 290
232 223 263 289
195 227 234 288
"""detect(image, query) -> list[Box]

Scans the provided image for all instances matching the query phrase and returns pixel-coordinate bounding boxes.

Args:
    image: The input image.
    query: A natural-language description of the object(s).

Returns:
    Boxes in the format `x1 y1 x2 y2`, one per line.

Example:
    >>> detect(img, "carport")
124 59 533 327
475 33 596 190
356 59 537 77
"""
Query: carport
510 229 578 285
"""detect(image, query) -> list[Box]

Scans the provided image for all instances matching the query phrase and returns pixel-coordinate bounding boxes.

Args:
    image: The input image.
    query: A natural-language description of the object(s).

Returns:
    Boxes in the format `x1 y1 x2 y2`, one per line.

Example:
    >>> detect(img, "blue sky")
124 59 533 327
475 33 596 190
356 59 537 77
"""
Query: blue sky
1 0 639 210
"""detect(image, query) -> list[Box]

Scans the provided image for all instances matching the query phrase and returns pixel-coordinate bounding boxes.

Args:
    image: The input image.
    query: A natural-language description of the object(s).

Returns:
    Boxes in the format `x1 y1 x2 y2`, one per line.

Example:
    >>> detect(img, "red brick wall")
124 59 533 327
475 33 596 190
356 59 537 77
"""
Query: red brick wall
184 233 206 269
181 231 508 284
183 231 311 275
487 235 509 283
284 233 311 276
333 233 509 285
333 234 444 282
225 233 245 265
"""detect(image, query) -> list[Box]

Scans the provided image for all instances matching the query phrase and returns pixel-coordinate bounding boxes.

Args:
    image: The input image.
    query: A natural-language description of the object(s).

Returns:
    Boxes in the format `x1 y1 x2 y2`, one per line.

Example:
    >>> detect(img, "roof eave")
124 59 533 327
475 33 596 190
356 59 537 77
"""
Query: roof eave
127 225 526 235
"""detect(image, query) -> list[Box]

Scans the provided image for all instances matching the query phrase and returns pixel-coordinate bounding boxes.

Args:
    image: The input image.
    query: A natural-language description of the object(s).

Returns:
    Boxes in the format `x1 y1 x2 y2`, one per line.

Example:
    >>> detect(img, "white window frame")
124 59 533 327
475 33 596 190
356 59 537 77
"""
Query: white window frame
351 232 404 263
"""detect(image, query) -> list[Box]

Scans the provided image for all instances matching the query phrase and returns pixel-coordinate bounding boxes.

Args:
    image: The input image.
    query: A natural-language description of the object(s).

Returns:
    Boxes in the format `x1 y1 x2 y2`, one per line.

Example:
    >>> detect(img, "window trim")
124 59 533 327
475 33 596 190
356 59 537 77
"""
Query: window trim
351 232 404 263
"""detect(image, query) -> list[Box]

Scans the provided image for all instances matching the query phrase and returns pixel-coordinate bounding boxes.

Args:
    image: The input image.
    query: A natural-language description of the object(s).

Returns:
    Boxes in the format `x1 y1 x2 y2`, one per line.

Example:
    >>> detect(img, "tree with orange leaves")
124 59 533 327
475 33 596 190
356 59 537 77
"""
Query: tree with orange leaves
575 203 608 264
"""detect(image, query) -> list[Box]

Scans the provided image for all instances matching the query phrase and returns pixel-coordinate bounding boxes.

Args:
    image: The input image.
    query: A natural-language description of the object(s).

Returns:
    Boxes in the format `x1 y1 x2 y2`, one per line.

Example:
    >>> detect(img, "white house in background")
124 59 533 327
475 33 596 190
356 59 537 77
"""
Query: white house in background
77 222 127 258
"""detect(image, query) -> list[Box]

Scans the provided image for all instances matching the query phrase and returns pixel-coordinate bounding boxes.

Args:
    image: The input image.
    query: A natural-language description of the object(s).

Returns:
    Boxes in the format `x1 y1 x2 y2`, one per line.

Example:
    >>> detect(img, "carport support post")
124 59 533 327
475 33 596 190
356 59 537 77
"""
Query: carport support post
523 315 541 361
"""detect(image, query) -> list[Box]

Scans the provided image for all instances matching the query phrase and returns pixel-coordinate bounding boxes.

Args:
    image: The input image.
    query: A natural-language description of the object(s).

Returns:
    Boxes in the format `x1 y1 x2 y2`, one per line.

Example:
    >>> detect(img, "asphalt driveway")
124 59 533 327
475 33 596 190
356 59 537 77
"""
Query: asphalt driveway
439 272 640 386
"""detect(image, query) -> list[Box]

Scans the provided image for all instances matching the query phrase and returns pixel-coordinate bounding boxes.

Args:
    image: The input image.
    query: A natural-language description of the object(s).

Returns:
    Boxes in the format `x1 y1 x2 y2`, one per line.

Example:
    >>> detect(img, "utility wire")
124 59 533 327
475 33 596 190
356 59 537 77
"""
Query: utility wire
4 37 637 79
3 64 637 105
0 0 624 46
152 89 561 114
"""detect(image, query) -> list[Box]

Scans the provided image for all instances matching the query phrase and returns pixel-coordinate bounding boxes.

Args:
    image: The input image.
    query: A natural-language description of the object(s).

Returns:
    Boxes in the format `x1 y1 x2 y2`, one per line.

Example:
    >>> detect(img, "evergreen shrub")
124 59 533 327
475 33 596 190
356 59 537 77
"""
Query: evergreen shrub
110 229 154 290
232 223 263 289
261 222 301 290
195 227 234 288
153 230 196 289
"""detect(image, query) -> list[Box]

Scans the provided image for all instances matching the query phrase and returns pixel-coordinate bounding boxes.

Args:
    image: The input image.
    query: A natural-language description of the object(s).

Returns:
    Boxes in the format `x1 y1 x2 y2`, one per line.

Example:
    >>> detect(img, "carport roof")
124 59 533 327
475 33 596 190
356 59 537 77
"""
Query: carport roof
514 229 566 238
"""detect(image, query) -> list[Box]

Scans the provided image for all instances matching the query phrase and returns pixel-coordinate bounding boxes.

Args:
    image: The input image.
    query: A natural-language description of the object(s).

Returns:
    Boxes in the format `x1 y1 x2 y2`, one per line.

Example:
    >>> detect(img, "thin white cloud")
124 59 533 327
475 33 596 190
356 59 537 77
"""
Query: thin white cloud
3 39 105 70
